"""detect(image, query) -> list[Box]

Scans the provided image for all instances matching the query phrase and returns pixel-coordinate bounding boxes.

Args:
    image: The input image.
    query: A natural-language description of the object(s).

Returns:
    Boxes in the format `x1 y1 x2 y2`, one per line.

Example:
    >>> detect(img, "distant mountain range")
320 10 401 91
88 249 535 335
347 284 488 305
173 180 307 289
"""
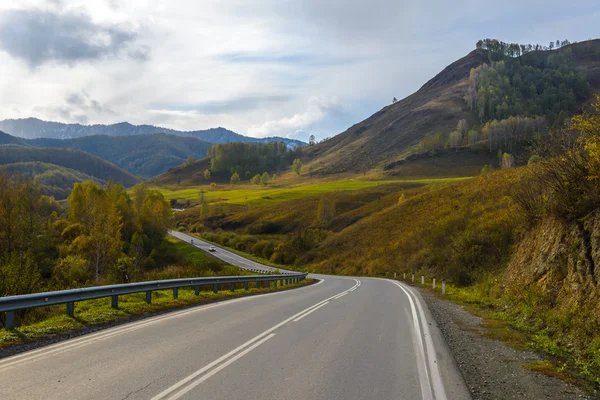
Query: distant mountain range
27 133 213 178
0 118 305 148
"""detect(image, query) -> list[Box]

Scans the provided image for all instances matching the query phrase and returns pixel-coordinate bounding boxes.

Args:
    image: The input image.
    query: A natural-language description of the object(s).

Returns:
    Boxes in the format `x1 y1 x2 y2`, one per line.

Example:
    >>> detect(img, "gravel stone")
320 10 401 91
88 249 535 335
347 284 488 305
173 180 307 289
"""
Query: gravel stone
421 290 597 400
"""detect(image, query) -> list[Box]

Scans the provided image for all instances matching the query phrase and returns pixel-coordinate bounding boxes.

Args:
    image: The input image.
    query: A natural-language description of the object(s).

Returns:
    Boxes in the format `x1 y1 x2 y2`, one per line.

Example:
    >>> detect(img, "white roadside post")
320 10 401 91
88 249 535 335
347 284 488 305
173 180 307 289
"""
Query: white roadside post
421 275 424 285
442 280 446 295
432 277 436 289
403 272 406 280
412 273 415 283
394 272 397 278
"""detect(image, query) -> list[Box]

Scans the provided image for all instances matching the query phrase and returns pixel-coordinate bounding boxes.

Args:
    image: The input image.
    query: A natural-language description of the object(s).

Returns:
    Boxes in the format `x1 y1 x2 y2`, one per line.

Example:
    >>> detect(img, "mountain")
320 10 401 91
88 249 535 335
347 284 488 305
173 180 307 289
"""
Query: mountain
28 133 213 178
0 162 104 199
304 39 600 175
0 144 139 198
0 118 305 148
0 131 29 146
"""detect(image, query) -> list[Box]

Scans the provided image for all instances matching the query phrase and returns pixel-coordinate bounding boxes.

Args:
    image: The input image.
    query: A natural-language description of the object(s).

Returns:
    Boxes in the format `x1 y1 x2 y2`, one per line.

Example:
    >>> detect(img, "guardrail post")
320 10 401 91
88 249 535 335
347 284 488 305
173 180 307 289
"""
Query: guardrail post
111 295 118 309
194 286 200 295
213 284 218 294
421 275 424 285
230 283 235 292
5 311 15 330
146 291 152 304
274 280 277 288
286 278 289 285
244 282 249 290
173 287 179 299
66 302 75 318
267 280 271 288
280 279 284 286
432 277 436 289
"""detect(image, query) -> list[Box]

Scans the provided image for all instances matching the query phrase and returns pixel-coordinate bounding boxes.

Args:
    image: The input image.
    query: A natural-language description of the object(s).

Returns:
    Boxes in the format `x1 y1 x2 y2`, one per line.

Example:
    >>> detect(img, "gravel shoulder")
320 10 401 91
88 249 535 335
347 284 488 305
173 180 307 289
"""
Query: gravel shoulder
421 289 595 400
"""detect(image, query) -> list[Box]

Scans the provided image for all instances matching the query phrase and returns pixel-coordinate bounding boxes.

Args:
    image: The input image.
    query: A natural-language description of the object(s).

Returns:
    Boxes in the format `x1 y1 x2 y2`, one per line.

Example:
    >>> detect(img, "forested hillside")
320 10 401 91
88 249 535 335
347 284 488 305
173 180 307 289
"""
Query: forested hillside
0 145 139 197
0 162 102 199
208 142 299 179
303 39 600 176
28 133 213 177
152 141 300 186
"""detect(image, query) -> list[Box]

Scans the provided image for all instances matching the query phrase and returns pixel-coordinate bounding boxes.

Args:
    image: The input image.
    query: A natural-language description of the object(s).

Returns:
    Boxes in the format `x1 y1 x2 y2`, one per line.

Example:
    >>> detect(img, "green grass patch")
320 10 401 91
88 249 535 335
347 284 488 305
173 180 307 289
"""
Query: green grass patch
0 279 313 347
154 177 470 205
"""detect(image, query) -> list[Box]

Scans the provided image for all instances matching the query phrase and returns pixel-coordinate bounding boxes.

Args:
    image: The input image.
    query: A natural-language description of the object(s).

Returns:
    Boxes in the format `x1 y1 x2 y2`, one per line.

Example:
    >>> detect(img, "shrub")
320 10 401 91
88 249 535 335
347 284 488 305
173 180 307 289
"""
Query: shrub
271 242 296 264
53 255 90 288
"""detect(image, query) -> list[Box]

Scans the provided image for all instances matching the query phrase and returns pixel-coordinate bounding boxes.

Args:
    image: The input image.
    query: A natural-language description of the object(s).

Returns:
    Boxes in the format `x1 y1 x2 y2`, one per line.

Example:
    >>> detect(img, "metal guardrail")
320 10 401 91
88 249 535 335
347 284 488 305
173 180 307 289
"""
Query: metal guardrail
0 272 308 330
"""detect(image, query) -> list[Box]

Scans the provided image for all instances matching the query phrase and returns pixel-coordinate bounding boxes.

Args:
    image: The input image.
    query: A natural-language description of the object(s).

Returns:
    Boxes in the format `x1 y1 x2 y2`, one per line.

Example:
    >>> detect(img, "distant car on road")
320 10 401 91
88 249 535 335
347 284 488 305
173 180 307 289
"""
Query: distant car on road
209 246 216 252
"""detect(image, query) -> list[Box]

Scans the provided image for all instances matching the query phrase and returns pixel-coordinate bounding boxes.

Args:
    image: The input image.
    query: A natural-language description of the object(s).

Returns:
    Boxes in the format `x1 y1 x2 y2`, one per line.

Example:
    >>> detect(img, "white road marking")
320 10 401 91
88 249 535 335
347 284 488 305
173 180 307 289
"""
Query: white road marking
332 292 348 299
292 302 329 322
387 279 447 400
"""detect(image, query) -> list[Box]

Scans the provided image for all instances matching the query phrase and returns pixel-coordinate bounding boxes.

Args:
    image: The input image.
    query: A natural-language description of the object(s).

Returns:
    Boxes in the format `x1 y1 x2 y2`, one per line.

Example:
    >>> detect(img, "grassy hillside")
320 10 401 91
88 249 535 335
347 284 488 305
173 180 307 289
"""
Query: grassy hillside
0 145 139 188
155 176 466 207
29 133 213 177
150 157 214 186
303 40 600 176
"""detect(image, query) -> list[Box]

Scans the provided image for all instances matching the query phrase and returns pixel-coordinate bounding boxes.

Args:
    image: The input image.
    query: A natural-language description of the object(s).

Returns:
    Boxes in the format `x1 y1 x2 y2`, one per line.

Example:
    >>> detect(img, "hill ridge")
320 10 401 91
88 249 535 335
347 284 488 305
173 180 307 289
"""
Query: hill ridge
0 117 305 148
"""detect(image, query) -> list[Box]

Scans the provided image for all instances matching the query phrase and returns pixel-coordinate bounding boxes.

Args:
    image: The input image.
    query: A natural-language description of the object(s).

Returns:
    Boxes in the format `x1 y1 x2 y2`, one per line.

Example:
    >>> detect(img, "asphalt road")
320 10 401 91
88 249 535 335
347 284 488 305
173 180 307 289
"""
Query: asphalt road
0 234 470 400
169 230 293 274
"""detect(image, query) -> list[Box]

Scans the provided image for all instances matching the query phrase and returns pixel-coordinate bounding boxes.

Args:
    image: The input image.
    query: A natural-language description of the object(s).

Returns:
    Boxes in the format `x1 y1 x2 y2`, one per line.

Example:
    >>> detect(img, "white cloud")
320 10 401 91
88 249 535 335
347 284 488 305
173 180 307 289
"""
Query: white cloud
0 0 598 140
248 96 341 138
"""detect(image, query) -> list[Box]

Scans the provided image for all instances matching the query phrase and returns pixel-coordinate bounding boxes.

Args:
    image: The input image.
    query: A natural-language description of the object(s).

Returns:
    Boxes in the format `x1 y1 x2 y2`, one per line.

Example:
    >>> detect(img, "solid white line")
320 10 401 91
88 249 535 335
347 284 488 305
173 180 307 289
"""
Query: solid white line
389 280 433 400
152 279 360 400
401 282 448 400
333 292 348 300
385 279 447 400
292 302 329 322
165 334 276 400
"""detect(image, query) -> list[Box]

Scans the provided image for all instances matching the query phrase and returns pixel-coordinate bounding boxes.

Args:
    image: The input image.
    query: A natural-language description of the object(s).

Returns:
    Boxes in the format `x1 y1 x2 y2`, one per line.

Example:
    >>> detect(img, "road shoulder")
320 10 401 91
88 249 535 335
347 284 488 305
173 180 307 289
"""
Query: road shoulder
421 290 593 400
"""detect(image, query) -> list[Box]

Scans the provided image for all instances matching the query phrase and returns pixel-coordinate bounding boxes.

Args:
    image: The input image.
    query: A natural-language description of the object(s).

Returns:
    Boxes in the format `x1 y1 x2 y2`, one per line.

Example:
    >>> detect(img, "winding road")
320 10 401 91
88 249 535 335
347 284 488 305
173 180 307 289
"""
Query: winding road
0 231 470 400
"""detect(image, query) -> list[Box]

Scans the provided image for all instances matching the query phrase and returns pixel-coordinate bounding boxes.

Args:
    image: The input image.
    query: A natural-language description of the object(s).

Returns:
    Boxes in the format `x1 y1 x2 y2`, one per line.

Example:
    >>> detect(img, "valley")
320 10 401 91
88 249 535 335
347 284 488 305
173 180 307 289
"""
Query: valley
2 36 600 398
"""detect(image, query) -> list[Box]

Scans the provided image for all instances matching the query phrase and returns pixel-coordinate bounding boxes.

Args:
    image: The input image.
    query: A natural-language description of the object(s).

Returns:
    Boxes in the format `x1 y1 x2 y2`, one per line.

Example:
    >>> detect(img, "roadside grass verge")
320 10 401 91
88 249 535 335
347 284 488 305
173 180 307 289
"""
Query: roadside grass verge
0 279 313 349
404 276 600 393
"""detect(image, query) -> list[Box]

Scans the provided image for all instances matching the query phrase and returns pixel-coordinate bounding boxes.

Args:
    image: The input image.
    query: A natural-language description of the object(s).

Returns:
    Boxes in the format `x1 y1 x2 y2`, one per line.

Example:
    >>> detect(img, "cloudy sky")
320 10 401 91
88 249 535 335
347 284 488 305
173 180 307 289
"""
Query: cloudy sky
0 0 598 141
